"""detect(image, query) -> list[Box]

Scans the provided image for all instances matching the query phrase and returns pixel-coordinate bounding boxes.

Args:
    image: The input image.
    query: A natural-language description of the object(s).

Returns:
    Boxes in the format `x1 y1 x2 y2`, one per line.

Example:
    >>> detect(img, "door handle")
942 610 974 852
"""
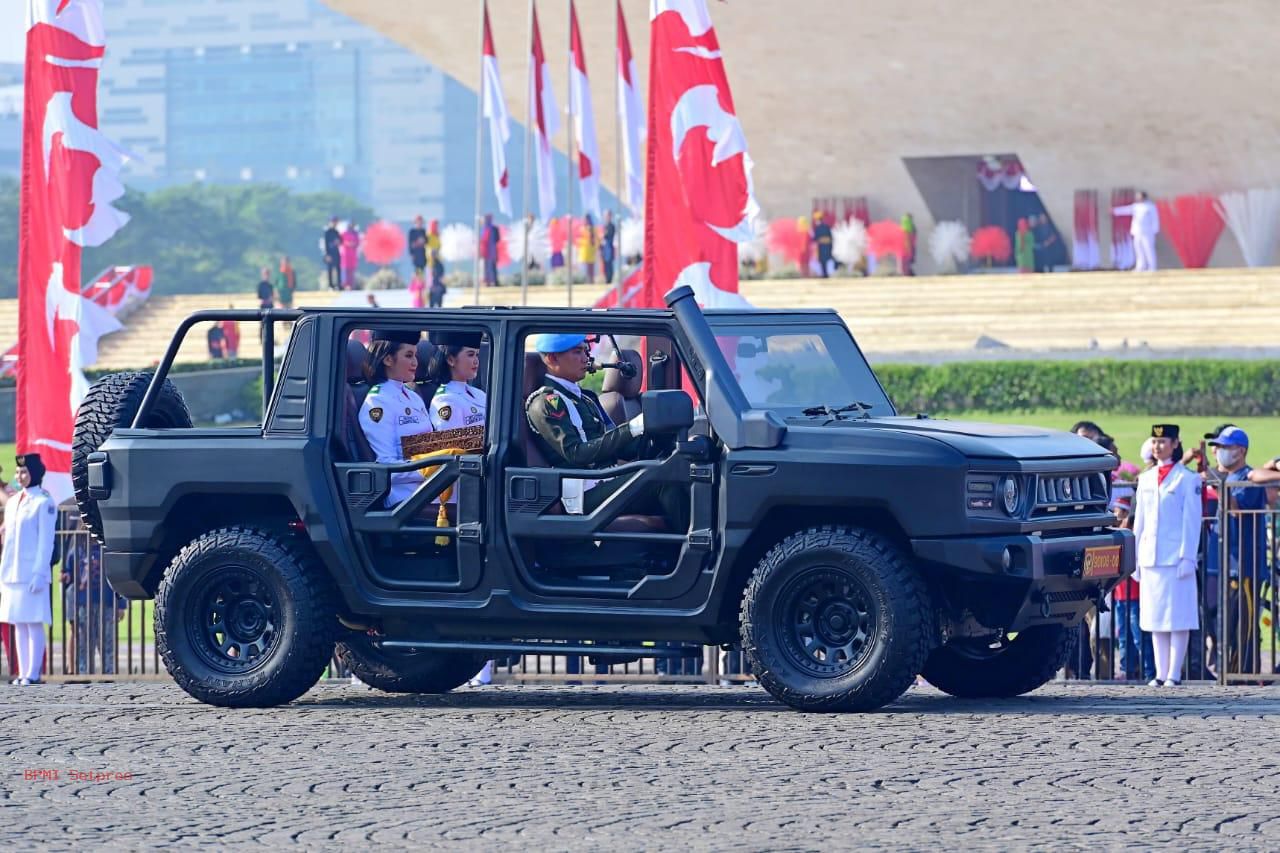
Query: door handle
730 464 776 476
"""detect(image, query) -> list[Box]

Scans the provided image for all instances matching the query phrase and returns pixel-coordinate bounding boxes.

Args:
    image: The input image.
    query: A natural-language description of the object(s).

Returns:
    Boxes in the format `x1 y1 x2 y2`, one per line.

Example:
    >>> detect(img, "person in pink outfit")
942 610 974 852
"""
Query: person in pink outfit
340 223 361 289
408 269 426 309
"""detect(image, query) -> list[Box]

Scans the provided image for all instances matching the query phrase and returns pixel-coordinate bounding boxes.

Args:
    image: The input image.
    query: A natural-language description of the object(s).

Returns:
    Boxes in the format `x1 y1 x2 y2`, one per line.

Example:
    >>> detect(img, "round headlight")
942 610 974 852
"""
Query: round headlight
1001 477 1020 515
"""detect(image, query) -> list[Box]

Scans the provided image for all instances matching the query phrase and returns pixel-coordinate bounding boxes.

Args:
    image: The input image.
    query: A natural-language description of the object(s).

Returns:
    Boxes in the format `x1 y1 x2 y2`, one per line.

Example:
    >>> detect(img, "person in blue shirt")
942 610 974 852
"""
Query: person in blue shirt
1206 427 1276 675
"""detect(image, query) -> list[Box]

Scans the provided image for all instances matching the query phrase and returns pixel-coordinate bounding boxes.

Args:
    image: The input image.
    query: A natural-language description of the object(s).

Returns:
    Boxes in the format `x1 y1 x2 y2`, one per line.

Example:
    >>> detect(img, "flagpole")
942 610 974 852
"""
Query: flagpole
473 0 486 305
565 0 576 308
613 0 622 302
521 0 534 307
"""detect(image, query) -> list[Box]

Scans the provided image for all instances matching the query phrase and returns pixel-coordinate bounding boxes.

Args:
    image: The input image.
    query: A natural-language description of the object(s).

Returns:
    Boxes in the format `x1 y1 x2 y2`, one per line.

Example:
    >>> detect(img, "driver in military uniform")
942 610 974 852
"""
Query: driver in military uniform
526 333 684 528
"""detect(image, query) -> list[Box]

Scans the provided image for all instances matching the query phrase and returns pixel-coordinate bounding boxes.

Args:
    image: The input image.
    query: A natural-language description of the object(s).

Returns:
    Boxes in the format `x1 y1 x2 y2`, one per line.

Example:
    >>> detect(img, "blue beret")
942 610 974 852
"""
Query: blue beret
530 333 587 354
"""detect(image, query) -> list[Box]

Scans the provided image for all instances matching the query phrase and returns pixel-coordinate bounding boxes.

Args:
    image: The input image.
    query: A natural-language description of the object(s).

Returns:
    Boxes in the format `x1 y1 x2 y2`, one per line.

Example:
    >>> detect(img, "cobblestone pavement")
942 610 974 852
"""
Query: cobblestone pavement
2 681 1279 850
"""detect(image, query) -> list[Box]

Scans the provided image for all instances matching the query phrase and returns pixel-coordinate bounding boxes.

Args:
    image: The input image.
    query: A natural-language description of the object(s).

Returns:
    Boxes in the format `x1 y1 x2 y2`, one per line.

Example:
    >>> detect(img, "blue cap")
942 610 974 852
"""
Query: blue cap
530 333 587 354
1209 426 1249 448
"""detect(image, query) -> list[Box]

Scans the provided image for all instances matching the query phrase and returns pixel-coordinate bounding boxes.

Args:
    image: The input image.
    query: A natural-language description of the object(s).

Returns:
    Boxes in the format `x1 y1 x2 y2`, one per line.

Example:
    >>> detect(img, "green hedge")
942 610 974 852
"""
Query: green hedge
876 360 1280 416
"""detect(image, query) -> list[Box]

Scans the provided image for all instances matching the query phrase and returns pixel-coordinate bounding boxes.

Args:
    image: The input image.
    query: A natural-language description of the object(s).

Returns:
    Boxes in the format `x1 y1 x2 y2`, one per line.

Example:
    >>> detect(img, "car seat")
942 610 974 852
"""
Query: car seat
340 338 375 462
597 348 643 427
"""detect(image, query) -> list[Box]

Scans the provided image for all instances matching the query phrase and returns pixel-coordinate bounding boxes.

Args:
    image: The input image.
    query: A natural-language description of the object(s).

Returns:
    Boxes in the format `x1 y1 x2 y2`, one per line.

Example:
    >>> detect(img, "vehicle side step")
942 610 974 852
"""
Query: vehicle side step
381 639 704 658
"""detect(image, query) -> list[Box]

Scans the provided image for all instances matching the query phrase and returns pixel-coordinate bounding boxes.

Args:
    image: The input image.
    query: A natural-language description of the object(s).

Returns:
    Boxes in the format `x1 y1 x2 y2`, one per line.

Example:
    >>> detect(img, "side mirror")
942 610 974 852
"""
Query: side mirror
640 390 694 434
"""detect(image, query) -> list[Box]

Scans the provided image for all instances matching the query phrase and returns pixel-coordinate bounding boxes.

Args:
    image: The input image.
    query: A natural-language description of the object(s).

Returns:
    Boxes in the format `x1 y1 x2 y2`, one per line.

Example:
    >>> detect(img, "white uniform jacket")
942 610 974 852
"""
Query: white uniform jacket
358 379 434 506
1133 462 1201 569
0 486 56 586
430 381 487 430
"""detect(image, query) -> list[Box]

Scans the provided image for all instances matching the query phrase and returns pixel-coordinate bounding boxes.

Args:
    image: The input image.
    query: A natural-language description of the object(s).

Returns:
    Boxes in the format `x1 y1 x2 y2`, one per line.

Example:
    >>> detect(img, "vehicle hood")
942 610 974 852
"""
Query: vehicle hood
787 415 1113 462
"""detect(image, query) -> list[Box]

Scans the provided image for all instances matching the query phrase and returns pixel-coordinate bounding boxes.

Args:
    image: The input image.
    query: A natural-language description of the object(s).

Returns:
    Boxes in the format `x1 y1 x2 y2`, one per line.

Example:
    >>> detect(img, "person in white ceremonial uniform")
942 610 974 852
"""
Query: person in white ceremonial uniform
1132 424 1201 686
1113 190 1161 272
427 331 487 432
358 329 435 508
0 454 56 685
426 331 494 686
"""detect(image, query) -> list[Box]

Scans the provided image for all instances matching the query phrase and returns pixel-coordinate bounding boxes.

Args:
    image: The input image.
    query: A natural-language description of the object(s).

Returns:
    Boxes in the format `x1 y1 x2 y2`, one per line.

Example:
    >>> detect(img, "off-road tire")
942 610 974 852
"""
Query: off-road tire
72 371 191 543
921 624 1077 698
741 525 932 712
156 527 335 708
335 639 486 694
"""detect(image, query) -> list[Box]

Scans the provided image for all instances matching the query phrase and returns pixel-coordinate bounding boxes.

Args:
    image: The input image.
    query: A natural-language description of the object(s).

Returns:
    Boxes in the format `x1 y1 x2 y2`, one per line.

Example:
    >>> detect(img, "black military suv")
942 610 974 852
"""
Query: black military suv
72 286 1133 711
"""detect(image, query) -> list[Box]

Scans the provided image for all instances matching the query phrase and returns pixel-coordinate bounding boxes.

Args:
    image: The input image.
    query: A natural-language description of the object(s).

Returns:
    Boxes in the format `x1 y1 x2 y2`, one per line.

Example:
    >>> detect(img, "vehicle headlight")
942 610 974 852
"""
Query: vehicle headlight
1001 477 1020 515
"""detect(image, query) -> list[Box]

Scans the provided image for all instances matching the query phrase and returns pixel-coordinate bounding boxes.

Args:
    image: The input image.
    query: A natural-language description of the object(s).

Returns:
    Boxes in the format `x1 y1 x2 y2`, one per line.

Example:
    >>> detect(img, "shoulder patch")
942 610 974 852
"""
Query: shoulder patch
544 392 567 418
438 405 452 422
369 407 383 423
434 385 447 397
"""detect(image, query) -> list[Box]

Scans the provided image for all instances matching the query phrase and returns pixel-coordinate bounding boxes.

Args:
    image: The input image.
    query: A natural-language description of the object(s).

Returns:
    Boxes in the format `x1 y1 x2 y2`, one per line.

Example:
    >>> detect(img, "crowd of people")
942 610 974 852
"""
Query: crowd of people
1072 419 1279 683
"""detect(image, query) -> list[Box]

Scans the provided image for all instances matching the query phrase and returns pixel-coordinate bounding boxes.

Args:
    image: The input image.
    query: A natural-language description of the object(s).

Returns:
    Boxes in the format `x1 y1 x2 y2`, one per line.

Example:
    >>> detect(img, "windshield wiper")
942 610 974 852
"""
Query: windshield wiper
800 401 875 422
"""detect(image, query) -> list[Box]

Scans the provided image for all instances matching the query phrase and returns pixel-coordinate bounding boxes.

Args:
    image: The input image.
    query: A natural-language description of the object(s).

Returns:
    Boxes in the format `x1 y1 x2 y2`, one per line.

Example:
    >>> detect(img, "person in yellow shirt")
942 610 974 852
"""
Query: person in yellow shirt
578 213 598 283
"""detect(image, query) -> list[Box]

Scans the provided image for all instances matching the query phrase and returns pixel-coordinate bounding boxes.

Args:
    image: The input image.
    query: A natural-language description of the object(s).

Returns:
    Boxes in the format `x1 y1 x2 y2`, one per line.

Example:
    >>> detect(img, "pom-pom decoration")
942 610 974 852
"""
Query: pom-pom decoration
736 216 769 264
1156 194 1223 269
831 218 868 268
970 225 1012 265
766 217 808 270
509 220 551 267
866 220 906 261
620 217 644 259
927 221 970 273
361 220 406 266
440 223 477 265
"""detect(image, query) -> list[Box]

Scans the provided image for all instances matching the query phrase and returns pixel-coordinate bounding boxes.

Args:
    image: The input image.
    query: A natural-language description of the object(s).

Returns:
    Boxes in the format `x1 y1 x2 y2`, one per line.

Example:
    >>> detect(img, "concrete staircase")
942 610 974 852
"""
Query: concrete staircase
0 267 1274 371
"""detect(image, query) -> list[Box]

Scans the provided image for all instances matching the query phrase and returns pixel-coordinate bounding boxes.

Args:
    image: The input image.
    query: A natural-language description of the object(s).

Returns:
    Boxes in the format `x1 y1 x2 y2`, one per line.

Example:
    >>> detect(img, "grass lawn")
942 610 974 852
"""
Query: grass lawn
949 411 1280 465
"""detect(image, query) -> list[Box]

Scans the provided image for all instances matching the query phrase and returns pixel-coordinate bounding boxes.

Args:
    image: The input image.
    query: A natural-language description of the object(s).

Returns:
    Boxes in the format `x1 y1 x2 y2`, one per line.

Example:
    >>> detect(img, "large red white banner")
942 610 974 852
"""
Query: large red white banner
643 0 758 310
529 2 559 222
481 1 512 217
18 0 130 503
568 0 600 218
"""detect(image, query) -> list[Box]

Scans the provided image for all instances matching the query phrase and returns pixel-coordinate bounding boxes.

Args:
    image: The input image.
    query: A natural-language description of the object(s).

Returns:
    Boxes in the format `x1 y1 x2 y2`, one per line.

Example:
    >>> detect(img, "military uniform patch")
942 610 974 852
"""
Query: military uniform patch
545 393 566 418
369 407 383 423
438 405 452 421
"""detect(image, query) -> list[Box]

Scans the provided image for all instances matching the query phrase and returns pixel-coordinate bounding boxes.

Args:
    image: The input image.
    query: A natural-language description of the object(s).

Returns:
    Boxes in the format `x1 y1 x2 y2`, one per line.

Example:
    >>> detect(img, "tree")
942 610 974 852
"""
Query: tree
0 180 376 298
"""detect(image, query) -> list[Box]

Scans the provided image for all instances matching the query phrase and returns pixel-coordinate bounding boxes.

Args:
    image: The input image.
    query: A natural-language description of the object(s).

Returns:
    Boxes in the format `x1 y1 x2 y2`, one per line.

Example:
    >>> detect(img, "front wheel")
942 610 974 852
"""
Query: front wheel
921 625 1077 698
741 526 932 712
335 638 485 694
156 527 336 708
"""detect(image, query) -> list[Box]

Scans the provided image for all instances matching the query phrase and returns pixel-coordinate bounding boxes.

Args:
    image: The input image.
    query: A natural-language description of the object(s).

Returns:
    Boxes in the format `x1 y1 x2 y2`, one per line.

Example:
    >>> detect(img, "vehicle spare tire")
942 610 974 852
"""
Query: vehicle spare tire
72 371 192 543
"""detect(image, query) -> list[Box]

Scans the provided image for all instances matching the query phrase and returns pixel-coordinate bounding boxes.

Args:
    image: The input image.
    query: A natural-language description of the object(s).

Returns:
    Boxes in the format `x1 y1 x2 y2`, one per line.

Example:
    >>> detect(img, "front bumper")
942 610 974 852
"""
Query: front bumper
912 528 1135 628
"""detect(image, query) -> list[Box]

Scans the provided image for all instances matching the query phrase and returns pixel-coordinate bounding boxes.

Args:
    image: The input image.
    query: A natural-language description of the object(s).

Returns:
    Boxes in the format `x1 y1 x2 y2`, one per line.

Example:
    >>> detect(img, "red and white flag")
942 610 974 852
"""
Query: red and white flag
529 3 559 222
568 0 600 217
643 0 758 309
18 0 130 503
481 1 512 217
616 0 645 215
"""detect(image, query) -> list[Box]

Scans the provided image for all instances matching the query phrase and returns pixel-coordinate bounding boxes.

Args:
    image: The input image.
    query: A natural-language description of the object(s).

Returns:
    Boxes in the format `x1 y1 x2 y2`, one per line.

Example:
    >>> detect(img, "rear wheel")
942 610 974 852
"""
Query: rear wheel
741 526 932 712
72 371 191 543
335 638 485 694
921 625 1076 698
156 527 335 708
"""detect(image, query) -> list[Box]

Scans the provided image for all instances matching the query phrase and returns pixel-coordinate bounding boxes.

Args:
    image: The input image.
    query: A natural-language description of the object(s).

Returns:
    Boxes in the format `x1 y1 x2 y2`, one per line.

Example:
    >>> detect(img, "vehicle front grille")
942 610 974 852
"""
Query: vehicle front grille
1031 472 1110 519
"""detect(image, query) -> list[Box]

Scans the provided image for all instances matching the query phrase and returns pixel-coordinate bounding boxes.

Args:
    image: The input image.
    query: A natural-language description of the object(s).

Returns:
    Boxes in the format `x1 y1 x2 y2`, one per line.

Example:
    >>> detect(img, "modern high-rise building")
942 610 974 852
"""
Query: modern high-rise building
99 0 581 225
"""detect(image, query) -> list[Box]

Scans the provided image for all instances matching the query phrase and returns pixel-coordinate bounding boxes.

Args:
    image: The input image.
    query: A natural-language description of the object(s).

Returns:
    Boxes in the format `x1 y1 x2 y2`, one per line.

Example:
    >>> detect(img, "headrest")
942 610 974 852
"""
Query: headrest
345 338 367 382
523 353 547 399
601 349 643 398
415 340 438 383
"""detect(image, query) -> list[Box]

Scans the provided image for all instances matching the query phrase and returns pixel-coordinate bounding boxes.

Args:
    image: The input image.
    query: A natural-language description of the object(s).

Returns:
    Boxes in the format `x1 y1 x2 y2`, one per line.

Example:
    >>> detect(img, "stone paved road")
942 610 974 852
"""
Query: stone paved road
2 681 1279 850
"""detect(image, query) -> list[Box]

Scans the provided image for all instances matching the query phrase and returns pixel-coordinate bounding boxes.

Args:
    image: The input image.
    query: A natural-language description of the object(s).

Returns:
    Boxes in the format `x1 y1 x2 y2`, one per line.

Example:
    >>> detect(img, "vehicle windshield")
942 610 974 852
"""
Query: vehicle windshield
709 322 896 417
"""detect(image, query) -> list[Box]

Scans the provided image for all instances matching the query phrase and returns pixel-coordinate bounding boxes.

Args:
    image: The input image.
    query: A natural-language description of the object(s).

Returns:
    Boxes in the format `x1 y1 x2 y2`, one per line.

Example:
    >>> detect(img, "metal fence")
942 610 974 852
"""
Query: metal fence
18 492 1277 686
1069 477 1279 684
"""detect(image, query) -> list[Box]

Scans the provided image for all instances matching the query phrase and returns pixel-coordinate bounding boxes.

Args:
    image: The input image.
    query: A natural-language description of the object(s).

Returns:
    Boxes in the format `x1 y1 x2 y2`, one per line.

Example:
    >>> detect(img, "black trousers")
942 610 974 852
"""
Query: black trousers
602 256 614 283
325 259 341 289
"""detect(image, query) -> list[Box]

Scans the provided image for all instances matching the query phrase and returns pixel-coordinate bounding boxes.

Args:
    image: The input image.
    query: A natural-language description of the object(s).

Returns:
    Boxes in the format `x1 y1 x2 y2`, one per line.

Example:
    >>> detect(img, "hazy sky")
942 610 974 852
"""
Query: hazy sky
1 4 23 64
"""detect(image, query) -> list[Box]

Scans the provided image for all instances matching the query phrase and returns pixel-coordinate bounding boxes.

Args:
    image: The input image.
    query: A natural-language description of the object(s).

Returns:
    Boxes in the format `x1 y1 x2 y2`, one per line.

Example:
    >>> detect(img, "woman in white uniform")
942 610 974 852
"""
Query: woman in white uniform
427 331 487 432
0 454 56 685
426 331 493 685
1132 424 1202 686
358 329 435 508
